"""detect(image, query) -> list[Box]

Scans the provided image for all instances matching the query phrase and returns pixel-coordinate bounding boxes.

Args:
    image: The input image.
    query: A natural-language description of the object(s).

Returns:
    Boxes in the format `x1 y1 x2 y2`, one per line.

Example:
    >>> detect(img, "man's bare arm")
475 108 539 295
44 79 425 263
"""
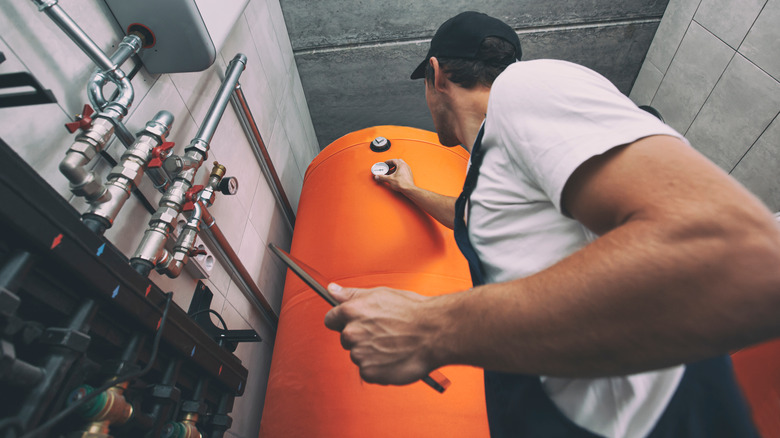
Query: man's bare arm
326 135 780 384
374 159 457 229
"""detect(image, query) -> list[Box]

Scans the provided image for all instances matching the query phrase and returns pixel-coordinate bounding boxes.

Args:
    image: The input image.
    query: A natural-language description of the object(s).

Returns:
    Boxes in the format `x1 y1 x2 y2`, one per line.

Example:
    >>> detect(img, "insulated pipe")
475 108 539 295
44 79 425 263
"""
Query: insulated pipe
130 55 247 277
199 206 279 327
83 110 174 235
230 83 295 229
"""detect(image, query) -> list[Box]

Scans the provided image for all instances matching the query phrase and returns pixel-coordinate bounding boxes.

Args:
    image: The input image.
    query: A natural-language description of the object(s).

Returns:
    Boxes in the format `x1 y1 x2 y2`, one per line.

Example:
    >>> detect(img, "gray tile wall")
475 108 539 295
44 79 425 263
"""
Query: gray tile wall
630 0 780 211
0 1 319 436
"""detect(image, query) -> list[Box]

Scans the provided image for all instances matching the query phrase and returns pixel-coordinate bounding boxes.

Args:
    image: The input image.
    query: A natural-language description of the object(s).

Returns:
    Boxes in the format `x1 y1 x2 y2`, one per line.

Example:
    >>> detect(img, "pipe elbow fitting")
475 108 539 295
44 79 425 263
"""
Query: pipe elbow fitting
110 73 134 112
88 70 133 117
73 172 110 203
88 70 110 111
59 151 90 182
157 248 185 278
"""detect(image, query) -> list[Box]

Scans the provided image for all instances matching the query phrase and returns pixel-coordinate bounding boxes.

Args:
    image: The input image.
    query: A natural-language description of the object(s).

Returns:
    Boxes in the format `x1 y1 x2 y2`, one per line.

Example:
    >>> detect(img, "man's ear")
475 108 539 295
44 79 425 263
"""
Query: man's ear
429 57 448 93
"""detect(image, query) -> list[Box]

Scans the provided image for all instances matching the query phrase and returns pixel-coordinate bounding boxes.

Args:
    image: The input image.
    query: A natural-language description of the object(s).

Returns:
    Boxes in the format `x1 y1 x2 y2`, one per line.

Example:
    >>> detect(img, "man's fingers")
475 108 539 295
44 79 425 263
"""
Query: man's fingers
328 283 357 303
324 305 346 331
323 284 362 331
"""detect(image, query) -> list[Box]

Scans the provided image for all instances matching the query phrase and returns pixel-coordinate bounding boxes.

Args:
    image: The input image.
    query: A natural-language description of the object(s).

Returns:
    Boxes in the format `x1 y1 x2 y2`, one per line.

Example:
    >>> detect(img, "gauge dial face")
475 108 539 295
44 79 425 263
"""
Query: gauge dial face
371 162 390 175
220 177 238 195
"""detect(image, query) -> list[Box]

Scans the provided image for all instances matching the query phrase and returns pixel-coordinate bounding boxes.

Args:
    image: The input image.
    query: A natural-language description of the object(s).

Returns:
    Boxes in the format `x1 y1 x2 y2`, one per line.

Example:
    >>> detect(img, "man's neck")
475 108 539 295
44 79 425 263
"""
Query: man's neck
453 86 491 153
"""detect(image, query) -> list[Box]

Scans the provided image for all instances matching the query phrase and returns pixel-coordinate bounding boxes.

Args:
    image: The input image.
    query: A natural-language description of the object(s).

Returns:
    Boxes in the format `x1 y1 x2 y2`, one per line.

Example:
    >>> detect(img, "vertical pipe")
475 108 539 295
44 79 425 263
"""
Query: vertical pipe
31 0 115 72
0 251 35 292
130 55 247 277
191 54 247 148
109 34 143 68
83 110 174 235
230 84 295 229
145 359 182 438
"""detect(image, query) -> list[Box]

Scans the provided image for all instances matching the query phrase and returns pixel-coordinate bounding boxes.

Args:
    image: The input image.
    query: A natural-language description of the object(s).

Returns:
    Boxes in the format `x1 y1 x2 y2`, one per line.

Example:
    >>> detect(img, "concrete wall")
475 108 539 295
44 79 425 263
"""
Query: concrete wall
282 0 669 149
630 0 780 211
0 0 319 436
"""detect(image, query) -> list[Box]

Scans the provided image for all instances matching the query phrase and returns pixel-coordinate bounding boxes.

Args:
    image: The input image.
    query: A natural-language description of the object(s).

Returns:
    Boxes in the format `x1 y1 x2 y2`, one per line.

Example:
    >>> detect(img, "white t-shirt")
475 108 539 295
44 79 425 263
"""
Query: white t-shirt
469 60 689 438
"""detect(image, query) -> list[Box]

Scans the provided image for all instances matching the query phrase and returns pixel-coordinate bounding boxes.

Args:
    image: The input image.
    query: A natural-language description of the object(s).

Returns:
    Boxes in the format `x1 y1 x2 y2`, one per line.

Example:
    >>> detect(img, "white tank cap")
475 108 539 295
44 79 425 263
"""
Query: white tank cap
371 162 390 175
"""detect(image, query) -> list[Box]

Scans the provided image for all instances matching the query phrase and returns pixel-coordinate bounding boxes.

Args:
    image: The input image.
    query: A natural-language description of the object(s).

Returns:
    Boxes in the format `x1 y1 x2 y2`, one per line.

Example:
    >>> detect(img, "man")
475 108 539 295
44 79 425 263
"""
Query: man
324 11 780 437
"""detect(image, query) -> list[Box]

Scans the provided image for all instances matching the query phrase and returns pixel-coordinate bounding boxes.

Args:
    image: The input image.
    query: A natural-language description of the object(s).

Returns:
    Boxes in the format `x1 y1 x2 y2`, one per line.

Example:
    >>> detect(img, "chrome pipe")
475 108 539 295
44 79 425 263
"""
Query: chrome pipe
111 34 143 67
230 83 295 229
199 206 279 328
88 34 142 113
131 57 247 277
189 54 247 153
158 202 202 278
32 0 114 72
87 71 110 112
59 116 116 202
87 66 134 118
84 111 174 235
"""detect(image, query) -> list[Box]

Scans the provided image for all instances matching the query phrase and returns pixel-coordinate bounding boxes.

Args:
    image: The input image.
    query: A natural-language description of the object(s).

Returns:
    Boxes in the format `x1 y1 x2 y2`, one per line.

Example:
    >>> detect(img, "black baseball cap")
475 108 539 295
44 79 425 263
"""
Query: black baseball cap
410 11 521 80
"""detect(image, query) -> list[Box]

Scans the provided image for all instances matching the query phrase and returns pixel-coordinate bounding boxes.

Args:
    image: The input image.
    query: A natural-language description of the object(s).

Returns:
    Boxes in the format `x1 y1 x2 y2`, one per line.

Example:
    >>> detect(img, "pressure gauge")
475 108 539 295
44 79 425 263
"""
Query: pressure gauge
371 162 390 175
218 177 239 195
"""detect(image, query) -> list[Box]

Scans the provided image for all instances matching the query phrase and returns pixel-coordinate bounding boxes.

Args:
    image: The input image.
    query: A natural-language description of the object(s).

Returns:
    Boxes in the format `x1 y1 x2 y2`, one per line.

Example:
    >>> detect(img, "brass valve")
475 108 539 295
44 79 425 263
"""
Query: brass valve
210 161 226 179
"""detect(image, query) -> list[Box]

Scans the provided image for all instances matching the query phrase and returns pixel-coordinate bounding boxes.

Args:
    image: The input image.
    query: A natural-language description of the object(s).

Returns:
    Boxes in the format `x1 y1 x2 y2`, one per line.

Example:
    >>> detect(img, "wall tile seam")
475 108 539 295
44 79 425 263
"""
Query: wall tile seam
216 62 276 225
267 0 295 73
735 50 780 84
692 0 768 53
220 292 255 334
126 73 162 120
649 0 704 87
681 48 778 140
637 57 666 105
728 111 780 175
675 25 738 136
283 125 307 182
237 12 278 96
735 0 771 52
167 73 203 133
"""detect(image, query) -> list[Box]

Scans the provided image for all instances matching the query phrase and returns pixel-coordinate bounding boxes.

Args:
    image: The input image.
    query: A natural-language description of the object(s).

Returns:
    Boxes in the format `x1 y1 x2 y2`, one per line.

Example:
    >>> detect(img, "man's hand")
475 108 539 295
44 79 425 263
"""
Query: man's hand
373 158 458 229
323 283 441 385
374 158 415 193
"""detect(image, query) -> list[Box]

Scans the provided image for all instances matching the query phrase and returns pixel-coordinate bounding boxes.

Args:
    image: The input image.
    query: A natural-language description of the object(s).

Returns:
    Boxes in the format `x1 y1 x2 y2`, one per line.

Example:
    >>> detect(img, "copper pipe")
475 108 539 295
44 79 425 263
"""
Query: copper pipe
199 206 279 327
230 83 295 229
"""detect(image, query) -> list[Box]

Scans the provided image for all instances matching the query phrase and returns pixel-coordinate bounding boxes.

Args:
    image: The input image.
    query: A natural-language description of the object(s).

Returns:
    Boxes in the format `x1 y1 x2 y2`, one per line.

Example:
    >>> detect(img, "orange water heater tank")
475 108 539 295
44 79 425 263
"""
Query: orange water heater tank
258 126 489 437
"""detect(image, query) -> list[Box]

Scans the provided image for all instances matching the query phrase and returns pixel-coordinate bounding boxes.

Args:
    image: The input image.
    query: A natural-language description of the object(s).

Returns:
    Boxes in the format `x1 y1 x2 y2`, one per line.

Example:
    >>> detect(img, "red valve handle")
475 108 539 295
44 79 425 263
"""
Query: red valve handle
64 104 95 133
188 247 207 257
181 185 205 212
148 141 175 168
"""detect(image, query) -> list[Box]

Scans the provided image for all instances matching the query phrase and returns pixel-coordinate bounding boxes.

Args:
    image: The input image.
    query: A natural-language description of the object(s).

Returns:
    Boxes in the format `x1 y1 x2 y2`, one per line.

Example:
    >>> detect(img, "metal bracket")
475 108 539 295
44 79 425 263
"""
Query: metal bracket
187 281 261 353
0 71 57 108
39 327 91 353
